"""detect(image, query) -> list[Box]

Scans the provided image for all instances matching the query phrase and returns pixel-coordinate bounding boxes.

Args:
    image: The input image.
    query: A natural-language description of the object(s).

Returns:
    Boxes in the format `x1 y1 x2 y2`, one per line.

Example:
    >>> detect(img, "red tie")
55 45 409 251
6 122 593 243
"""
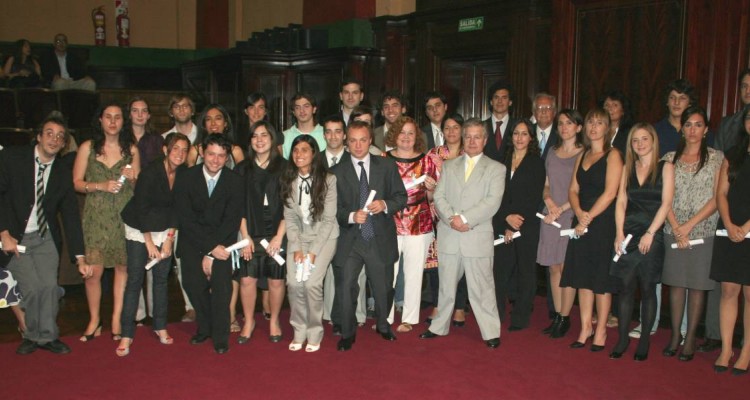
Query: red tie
495 120 503 150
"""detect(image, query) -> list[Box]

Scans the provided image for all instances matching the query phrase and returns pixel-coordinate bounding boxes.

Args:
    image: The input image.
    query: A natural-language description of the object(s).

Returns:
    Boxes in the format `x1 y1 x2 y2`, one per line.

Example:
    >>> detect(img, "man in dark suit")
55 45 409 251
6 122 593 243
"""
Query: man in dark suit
339 78 365 126
1 114 87 355
532 92 559 160
331 120 407 351
483 81 515 163
174 134 243 354
421 91 448 150
39 33 96 91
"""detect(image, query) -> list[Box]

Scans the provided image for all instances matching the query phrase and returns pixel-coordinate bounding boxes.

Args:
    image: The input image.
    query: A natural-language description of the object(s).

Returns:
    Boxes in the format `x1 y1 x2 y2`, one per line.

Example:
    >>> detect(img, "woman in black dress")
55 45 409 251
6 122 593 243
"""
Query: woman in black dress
235 121 287 343
710 106 750 375
561 108 623 351
493 119 545 330
609 123 674 361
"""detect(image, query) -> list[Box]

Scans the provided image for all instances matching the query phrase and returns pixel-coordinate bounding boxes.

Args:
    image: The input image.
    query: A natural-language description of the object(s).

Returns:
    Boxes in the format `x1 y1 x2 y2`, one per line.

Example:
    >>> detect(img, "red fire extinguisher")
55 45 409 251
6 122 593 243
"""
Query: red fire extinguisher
116 10 130 48
92 6 106 46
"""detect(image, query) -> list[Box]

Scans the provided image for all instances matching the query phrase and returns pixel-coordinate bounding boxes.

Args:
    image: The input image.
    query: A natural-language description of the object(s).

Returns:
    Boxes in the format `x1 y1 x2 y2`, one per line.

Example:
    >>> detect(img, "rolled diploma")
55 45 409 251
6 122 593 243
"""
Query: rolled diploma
363 190 377 211
0 243 26 253
536 212 562 228
560 228 588 237
145 254 165 270
226 238 250 252
670 238 704 249
612 234 633 262
404 175 426 191
494 231 521 245
260 238 286 265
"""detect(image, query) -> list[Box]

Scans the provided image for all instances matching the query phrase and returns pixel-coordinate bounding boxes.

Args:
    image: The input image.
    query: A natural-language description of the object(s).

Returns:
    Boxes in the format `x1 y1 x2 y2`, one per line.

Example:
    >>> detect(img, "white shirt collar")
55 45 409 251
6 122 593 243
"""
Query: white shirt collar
202 165 222 183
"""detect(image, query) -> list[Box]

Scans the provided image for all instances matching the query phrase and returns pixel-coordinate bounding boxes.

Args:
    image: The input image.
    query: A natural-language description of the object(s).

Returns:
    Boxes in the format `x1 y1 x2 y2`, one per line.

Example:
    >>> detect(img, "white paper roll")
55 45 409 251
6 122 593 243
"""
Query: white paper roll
670 238 704 249
0 243 26 253
260 238 286 265
536 212 562 228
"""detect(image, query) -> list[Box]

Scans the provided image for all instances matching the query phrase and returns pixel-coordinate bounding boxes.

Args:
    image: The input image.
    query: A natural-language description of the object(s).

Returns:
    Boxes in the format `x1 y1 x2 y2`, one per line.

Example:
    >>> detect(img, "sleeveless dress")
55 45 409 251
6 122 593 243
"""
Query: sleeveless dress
609 161 666 284
661 148 722 290
82 147 133 266
710 150 750 285
560 150 617 293
536 149 579 265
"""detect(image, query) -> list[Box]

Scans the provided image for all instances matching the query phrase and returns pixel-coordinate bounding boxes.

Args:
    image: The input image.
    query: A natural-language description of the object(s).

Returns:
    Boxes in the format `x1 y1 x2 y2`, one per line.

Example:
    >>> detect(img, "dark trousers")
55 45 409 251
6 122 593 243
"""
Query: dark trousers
180 246 232 347
121 240 171 338
494 234 538 328
337 236 394 338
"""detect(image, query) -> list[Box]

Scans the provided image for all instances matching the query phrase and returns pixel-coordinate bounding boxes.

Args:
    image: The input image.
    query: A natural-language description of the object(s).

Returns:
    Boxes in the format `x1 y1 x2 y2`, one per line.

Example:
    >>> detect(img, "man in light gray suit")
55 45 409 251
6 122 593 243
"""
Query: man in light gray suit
419 118 504 348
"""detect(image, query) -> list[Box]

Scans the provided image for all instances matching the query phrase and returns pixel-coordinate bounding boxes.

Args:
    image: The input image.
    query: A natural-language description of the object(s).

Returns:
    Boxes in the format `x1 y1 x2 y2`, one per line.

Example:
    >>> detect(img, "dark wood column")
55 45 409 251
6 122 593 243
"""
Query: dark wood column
196 0 229 48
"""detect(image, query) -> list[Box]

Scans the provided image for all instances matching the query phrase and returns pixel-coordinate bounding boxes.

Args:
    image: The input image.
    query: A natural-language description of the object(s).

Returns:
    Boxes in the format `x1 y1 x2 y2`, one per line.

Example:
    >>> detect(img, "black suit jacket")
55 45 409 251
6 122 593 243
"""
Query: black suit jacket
493 154 546 235
610 123 632 156
322 150 351 169
420 124 438 150
331 155 407 266
174 165 243 257
533 123 560 160
40 50 88 87
121 158 183 233
0 146 84 267
483 117 514 163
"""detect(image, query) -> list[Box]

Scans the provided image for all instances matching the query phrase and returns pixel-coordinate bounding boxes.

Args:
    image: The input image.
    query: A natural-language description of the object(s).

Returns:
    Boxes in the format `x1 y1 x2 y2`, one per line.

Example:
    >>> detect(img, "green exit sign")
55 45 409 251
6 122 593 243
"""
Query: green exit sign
458 17 484 32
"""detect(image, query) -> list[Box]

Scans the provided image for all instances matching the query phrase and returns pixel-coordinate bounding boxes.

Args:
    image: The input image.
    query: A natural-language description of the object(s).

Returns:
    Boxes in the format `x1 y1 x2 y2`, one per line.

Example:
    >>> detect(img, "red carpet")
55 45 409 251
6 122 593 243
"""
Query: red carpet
3 297 747 399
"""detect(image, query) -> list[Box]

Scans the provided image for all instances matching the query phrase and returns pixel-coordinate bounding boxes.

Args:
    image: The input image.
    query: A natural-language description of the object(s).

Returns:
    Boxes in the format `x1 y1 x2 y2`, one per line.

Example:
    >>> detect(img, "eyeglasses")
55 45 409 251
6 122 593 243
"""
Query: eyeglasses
54 39 67 44
172 104 191 110
535 106 554 113
43 131 66 141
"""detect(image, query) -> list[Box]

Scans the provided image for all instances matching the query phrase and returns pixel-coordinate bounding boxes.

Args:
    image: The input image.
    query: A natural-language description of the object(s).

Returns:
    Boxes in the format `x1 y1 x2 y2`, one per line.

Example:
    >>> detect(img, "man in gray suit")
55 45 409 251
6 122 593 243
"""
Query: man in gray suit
419 118 504 348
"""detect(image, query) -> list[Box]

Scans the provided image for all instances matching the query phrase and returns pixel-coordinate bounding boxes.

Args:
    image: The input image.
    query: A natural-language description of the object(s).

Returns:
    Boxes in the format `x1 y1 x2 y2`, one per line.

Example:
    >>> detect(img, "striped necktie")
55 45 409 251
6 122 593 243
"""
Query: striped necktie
36 157 48 237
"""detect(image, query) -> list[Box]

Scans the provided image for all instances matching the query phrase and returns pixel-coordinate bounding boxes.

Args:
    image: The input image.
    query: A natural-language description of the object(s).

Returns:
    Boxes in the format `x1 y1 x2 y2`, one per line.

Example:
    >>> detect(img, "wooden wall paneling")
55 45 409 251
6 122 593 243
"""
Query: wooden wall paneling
295 65 345 128
550 0 577 109
572 0 685 124
684 0 750 129
240 63 289 140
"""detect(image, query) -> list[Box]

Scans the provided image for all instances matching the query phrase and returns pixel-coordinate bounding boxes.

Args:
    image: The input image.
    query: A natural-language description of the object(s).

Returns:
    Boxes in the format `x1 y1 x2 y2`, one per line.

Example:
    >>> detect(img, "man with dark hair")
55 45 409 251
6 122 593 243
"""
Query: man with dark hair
653 79 698 155
373 91 407 151
1 114 87 355
332 120 407 351
39 33 96 91
483 81 514 162
283 93 326 159
422 91 448 150
174 134 243 354
715 69 750 152
340 78 364 126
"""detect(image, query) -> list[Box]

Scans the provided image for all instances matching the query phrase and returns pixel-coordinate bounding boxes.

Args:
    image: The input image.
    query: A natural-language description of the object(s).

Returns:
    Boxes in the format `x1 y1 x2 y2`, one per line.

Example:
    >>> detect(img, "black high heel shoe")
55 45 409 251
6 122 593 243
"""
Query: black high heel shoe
80 322 103 342
609 338 630 359
569 333 593 349
662 336 682 357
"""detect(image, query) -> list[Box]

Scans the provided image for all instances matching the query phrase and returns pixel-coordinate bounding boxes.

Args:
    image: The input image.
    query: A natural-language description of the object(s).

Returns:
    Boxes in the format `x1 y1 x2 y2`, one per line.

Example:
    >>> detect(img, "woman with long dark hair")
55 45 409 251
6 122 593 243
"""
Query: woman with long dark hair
560 108 623 351
73 102 140 342
2 39 41 88
710 105 750 374
235 120 287 343
609 123 674 361
280 135 339 352
116 133 189 356
127 96 164 169
188 104 245 168
661 106 723 361
539 109 585 338
493 119 545 330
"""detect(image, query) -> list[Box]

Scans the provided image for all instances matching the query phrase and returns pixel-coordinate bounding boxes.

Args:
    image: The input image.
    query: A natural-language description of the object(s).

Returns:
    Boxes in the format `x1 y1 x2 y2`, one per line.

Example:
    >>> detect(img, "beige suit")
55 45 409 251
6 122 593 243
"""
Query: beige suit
430 154 504 340
285 174 340 345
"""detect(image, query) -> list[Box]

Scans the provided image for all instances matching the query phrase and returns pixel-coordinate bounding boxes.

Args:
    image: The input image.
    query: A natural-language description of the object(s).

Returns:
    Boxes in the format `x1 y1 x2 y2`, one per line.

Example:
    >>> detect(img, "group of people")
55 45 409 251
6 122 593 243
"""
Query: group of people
1 34 96 90
2 72 749 376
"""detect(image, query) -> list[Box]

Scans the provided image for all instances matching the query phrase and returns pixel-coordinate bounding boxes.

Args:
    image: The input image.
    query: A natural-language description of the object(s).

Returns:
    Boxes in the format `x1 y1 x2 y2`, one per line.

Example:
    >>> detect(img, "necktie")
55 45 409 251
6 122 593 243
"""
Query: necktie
207 178 216 197
36 157 48 237
298 175 311 205
465 157 475 182
495 120 503 150
331 156 338 166
539 129 547 151
358 161 375 241
435 128 444 147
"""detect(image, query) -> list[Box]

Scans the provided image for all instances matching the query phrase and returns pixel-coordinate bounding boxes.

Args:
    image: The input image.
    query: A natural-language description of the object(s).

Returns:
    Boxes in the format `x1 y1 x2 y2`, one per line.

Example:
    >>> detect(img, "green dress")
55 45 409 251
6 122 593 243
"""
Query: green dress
82 146 133 266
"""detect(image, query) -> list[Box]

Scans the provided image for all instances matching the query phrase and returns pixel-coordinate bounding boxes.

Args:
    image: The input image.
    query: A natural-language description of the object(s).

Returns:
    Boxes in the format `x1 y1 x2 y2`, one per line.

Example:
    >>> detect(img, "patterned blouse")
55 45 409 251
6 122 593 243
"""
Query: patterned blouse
662 147 723 239
387 151 438 236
